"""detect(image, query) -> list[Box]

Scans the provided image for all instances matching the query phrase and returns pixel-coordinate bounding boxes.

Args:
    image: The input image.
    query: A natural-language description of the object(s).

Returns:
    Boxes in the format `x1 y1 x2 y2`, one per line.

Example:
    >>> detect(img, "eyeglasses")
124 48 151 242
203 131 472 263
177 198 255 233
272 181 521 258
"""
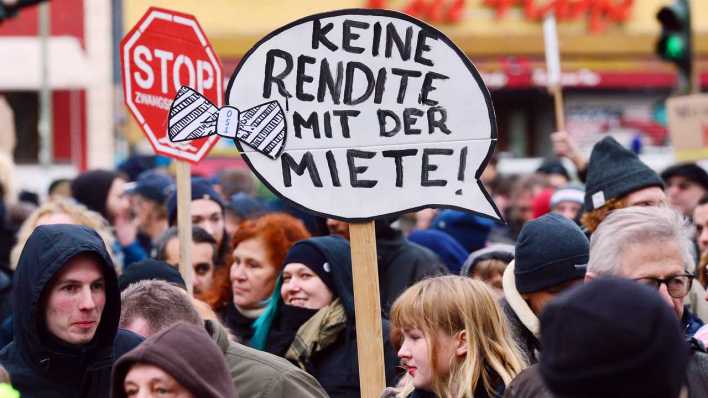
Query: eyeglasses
632 274 694 298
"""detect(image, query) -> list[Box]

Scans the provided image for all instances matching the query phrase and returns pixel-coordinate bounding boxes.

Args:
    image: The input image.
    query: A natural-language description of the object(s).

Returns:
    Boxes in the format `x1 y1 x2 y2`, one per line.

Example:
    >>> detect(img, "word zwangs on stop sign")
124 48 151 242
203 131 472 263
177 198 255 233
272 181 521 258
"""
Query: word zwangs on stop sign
170 9 500 222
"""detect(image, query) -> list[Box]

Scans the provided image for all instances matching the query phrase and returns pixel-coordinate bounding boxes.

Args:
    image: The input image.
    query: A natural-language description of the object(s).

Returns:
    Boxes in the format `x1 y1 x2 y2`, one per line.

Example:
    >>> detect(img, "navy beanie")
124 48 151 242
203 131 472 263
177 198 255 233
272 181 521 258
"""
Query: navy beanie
408 229 468 274
118 259 187 291
540 277 689 398
282 241 335 293
515 213 588 294
661 162 708 191
584 136 664 211
166 180 225 226
126 170 174 204
226 193 266 220
431 210 495 253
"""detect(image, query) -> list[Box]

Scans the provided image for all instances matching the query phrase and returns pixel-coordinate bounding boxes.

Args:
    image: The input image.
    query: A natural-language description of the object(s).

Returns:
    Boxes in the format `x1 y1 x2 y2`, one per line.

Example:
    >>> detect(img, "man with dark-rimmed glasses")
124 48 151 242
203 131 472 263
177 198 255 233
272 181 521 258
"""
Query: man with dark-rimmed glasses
587 205 702 335
586 205 708 397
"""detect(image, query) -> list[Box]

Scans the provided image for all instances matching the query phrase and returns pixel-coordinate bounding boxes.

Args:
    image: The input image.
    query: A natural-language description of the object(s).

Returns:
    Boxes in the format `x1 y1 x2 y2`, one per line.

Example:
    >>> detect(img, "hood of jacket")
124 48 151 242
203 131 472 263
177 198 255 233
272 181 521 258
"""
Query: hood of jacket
13 223 120 373
251 235 355 350
111 322 236 398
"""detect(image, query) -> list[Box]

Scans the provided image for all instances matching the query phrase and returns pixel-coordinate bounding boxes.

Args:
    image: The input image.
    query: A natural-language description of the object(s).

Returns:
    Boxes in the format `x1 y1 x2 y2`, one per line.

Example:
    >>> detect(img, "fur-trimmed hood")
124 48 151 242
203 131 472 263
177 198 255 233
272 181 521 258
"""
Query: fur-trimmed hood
502 260 540 337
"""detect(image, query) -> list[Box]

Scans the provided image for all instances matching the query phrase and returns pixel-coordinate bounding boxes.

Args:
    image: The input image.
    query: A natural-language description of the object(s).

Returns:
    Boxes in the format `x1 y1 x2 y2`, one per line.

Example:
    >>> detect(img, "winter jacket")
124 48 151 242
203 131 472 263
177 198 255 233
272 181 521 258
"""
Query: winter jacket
376 223 447 314
112 322 236 398
686 340 708 397
205 319 328 398
0 224 140 398
253 236 399 397
501 262 541 364
502 366 553 398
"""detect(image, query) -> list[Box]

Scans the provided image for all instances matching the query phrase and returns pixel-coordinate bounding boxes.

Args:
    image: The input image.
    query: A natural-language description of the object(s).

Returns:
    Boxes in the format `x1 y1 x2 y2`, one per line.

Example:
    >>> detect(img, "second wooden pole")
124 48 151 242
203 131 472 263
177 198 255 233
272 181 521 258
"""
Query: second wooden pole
349 220 386 398
176 160 194 294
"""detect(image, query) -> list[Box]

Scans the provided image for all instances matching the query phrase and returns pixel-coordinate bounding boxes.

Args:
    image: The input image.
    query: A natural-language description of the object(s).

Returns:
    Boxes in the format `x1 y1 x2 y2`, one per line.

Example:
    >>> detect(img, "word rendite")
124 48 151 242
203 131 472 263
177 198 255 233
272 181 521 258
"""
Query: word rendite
262 18 452 140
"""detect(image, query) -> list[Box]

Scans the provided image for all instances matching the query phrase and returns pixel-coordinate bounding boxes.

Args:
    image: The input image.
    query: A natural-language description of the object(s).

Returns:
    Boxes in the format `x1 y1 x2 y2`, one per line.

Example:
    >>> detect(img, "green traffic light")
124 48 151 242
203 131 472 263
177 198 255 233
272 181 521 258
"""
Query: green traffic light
665 35 685 59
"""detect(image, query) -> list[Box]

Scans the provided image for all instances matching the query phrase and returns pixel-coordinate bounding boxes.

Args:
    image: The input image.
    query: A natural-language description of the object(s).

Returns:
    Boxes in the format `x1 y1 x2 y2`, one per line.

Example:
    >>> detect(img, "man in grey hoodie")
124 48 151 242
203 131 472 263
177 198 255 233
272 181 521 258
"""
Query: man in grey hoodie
501 213 588 363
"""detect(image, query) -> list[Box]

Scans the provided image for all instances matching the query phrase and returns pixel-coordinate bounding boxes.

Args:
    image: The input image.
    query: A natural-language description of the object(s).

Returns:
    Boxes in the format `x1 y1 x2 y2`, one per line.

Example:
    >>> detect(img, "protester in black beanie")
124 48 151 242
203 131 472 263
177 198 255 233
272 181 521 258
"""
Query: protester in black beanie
514 213 588 295
501 213 588 364
540 278 689 398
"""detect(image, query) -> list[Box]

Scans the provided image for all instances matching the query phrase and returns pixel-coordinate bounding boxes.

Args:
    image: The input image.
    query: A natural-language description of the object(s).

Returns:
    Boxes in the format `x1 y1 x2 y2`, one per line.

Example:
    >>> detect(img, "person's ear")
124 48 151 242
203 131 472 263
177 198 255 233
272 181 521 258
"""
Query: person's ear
455 330 468 357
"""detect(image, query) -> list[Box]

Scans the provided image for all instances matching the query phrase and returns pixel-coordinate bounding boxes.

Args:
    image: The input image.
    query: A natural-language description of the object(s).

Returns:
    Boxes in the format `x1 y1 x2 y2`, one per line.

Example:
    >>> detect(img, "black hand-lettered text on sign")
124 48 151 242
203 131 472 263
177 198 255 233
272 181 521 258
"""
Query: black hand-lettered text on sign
227 9 500 222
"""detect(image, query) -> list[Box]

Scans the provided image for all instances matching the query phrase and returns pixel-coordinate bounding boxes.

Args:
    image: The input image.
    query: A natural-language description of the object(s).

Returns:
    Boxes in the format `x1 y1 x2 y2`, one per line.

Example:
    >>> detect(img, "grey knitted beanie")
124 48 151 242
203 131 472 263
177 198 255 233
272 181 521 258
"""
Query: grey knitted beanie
584 136 663 211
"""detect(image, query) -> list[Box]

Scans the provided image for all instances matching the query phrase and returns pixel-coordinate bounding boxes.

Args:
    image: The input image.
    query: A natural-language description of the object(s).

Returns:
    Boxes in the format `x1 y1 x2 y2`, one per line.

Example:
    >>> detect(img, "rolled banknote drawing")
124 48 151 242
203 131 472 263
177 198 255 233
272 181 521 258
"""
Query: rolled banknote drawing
168 86 286 160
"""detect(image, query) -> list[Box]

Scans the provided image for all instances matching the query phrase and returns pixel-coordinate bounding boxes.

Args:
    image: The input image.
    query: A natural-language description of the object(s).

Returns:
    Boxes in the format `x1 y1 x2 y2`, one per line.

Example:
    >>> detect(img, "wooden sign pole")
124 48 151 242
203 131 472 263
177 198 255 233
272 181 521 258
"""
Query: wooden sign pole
543 13 565 132
349 221 386 398
552 84 566 131
176 160 194 294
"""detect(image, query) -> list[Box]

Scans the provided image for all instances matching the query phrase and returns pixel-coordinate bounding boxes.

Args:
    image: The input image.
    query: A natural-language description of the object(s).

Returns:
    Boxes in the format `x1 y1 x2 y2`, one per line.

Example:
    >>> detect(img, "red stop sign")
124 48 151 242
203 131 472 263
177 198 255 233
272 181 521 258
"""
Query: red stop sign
120 7 223 163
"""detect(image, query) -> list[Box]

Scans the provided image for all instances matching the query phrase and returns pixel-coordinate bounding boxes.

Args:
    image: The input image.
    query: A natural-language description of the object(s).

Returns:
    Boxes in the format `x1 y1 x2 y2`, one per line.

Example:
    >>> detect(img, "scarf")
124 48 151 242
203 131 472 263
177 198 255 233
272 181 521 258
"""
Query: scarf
265 304 319 357
285 298 347 370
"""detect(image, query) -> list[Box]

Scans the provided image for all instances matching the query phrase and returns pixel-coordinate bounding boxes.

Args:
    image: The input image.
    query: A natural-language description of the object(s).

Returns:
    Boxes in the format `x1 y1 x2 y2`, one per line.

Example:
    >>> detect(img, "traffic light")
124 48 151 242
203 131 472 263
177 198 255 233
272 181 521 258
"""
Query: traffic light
0 0 48 23
656 0 693 93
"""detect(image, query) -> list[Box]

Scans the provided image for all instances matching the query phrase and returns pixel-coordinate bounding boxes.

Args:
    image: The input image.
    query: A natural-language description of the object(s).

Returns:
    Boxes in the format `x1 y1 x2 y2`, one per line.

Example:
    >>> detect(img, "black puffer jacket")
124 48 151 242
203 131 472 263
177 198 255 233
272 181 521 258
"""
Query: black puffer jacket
0 224 140 397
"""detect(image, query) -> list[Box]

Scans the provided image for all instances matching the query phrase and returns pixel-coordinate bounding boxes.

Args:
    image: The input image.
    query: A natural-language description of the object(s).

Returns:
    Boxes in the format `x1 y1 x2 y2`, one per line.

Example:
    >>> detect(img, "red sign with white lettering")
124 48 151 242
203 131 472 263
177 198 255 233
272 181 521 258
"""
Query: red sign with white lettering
120 7 223 163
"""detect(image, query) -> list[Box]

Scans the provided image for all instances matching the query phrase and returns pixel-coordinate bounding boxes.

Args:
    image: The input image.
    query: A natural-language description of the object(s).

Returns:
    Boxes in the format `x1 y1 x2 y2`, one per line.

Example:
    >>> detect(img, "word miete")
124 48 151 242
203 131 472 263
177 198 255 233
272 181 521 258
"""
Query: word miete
281 146 469 189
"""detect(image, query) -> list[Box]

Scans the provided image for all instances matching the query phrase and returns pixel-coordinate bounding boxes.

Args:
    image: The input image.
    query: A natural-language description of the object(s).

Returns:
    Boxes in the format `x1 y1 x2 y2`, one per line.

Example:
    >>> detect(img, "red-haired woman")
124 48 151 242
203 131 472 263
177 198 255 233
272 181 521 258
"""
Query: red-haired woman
204 212 310 343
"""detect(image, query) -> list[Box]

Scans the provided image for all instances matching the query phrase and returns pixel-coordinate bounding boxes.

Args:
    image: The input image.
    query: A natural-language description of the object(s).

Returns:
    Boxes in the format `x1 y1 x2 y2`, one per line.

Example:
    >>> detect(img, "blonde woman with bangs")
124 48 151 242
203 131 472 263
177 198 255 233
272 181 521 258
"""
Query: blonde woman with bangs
382 276 526 398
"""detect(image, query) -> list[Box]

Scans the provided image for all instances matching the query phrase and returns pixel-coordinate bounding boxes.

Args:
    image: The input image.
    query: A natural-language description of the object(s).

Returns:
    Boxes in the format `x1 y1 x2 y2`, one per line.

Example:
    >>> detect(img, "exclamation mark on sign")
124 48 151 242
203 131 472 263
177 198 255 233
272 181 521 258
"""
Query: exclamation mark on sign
455 146 468 195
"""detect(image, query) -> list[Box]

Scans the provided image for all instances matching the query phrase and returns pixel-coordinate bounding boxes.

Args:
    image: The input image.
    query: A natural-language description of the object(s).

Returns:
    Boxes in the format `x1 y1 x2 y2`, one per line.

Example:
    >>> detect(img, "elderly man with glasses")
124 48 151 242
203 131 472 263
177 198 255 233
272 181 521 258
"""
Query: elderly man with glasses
587 205 703 336
580 206 708 397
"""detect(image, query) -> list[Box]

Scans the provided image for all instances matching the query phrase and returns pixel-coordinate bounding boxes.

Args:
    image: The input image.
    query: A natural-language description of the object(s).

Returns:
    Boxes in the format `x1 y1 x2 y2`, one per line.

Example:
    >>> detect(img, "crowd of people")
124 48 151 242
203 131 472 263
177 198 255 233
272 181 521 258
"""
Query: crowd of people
0 132 708 397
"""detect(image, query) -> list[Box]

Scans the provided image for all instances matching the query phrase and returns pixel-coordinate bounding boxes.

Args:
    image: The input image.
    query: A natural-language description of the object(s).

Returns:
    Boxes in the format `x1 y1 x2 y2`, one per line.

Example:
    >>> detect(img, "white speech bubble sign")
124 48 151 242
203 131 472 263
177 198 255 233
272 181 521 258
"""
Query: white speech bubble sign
225 9 500 222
